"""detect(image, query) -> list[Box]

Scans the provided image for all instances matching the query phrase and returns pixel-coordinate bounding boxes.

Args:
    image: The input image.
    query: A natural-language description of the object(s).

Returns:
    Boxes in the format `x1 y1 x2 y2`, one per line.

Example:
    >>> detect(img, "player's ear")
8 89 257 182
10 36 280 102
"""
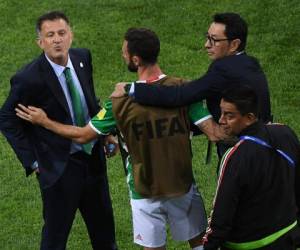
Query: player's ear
132 55 141 67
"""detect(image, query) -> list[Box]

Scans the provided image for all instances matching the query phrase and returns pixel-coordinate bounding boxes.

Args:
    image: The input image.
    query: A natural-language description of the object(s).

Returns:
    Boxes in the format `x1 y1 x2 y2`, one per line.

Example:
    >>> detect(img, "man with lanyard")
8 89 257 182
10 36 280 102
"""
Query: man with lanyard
16 28 224 250
111 12 272 159
202 85 300 250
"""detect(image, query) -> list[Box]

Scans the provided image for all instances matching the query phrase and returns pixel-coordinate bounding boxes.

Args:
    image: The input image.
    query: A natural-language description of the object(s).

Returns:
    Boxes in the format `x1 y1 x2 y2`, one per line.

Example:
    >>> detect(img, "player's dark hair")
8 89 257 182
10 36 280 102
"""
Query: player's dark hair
124 28 160 65
36 11 70 34
213 12 248 52
222 85 259 117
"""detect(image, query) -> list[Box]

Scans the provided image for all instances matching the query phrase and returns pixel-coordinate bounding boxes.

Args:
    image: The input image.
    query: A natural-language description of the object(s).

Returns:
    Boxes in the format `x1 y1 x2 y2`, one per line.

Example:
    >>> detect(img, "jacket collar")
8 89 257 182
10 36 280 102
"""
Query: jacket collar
238 121 264 137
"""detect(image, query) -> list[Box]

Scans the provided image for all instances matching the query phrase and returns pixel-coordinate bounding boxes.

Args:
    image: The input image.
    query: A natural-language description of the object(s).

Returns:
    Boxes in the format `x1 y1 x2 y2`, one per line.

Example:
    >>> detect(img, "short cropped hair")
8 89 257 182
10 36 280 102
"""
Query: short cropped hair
213 12 248 52
222 85 259 117
36 11 69 35
124 28 160 65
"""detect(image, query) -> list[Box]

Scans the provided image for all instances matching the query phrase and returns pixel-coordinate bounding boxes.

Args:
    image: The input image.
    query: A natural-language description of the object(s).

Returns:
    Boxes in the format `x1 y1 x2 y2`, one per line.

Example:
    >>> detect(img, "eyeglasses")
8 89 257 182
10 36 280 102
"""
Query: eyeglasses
205 33 232 46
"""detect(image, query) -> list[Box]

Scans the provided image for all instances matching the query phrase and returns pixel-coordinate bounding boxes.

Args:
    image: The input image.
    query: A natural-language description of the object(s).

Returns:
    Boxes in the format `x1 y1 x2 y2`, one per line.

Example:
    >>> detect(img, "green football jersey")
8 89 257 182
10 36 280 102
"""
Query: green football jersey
89 99 211 199
89 100 142 199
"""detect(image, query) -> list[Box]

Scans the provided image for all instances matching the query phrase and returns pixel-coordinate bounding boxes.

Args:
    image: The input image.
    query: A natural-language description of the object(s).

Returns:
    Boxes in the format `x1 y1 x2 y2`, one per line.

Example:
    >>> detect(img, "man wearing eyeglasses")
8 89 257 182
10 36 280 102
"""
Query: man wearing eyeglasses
111 12 272 158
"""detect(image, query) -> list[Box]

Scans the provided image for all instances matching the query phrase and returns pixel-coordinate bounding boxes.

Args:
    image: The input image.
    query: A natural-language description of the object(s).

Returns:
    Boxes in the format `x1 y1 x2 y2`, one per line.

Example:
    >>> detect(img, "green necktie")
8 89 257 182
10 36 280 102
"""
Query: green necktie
64 67 92 154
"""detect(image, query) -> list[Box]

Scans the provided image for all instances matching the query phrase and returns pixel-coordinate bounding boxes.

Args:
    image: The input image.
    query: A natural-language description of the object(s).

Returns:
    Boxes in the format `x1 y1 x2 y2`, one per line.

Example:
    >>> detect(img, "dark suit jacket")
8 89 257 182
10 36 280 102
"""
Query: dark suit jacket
0 48 106 188
134 53 272 123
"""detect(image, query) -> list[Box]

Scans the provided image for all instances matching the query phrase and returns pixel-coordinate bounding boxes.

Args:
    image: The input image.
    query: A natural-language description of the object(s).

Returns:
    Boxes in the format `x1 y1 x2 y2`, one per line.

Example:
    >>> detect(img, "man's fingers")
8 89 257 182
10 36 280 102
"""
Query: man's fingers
116 82 127 86
18 104 41 113
15 107 28 117
28 106 40 112
28 106 37 111
15 108 31 121
109 82 130 98
16 112 28 120
17 103 31 113
110 88 125 98
110 90 121 98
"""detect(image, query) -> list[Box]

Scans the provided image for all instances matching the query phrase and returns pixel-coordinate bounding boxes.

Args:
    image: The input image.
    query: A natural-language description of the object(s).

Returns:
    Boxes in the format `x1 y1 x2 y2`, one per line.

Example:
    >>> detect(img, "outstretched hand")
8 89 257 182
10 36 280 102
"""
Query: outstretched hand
110 82 128 98
15 104 48 125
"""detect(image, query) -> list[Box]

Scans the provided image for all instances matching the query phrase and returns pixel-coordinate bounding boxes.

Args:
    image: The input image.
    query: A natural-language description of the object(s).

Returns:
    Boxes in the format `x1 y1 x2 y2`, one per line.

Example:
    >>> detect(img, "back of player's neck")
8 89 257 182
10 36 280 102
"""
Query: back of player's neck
138 64 163 81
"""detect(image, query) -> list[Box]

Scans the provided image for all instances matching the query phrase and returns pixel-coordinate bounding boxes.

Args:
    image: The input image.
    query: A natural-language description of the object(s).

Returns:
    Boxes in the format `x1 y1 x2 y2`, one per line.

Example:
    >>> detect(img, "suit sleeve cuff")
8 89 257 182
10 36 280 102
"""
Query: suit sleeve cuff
126 83 135 97
31 161 39 170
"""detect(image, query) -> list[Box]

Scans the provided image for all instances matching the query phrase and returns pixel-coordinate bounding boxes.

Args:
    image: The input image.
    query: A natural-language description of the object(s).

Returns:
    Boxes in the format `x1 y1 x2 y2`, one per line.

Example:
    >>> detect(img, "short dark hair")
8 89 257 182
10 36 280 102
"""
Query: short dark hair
222 85 259 117
36 11 69 34
213 12 248 52
124 28 160 65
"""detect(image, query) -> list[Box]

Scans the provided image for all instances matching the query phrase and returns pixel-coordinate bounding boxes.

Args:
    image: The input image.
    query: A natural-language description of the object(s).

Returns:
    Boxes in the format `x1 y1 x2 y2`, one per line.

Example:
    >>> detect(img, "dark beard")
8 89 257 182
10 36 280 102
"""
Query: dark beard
127 60 138 72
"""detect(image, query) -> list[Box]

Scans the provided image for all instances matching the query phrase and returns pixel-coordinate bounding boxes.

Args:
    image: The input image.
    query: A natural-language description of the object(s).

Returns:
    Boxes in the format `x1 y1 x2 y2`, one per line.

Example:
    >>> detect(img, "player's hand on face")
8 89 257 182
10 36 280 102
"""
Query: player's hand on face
104 134 119 158
110 82 128 98
15 104 48 125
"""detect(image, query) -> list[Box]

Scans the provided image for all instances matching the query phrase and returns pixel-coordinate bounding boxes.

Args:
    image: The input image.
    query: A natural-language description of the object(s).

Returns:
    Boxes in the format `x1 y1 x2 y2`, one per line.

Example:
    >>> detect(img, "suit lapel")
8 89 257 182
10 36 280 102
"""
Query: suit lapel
39 54 70 115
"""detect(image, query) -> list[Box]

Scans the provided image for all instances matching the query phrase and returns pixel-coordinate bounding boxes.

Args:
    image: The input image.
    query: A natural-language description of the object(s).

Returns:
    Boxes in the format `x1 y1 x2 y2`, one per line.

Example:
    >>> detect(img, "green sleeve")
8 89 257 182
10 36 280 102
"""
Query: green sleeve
188 100 212 125
89 100 116 135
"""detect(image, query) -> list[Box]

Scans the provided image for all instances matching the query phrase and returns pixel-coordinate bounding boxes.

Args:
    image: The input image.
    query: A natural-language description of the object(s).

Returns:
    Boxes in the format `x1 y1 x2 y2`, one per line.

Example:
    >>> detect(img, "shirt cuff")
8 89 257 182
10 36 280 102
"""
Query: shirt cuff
128 83 135 97
88 121 109 135
194 114 213 125
31 161 39 170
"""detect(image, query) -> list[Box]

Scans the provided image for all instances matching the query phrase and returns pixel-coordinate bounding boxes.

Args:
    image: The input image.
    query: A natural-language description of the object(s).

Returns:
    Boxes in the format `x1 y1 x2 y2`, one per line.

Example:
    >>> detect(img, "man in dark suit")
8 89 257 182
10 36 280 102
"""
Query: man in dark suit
111 12 272 157
0 11 117 250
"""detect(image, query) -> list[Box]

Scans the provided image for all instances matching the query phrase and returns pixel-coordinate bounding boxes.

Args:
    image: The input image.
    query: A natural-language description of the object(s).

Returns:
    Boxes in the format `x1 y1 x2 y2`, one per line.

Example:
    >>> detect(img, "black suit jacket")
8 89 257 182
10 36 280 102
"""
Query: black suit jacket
134 53 272 123
0 48 106 188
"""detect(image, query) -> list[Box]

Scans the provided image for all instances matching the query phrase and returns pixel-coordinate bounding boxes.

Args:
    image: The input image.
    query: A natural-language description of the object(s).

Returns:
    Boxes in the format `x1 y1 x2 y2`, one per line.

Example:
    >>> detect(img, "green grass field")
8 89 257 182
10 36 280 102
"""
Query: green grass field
0 0 299 249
